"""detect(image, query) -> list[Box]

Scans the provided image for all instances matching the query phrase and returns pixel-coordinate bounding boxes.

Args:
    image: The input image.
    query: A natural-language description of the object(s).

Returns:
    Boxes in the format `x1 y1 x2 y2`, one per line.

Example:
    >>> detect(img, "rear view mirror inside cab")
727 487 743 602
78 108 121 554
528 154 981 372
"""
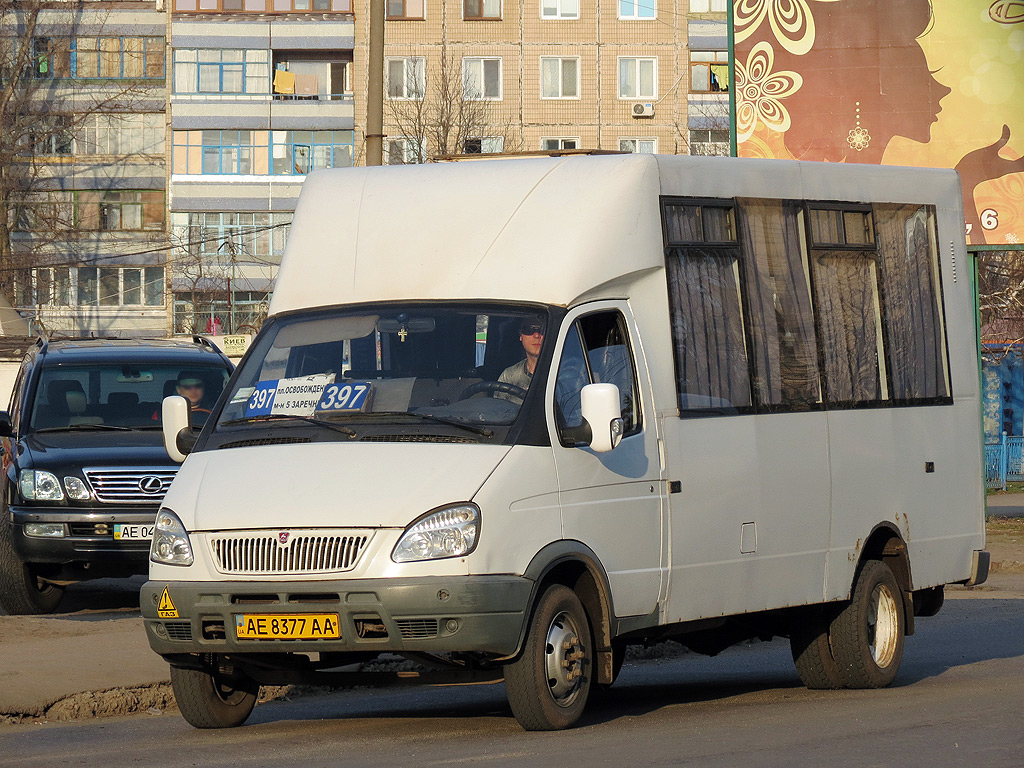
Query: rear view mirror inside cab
377 317 436 334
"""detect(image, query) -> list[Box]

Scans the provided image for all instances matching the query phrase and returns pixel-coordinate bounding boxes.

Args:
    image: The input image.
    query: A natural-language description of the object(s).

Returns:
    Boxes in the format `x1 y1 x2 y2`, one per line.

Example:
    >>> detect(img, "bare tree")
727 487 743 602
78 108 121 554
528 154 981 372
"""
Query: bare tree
978 249 1024 353
673 96 731 157
0 1 155 308
385 45 521 162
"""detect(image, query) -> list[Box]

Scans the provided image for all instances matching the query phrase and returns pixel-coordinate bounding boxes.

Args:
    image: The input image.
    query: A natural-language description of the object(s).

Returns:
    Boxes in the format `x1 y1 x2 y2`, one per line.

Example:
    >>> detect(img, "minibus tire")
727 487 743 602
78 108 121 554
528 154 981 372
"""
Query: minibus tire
829 560 905 689
789 605 844 689
171 663 259 728
504 584 592 730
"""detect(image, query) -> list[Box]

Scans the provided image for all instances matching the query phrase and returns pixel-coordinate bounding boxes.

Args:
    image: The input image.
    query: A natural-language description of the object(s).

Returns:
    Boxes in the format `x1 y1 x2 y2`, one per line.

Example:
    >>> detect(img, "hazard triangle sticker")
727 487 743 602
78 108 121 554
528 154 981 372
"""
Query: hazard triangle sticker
157 587 178 618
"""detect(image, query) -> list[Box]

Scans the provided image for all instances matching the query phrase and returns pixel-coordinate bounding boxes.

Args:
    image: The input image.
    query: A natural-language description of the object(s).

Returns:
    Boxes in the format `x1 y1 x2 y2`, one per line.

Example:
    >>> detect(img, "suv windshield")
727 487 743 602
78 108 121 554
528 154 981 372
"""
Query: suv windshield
29 364 231 432
217 304 551 432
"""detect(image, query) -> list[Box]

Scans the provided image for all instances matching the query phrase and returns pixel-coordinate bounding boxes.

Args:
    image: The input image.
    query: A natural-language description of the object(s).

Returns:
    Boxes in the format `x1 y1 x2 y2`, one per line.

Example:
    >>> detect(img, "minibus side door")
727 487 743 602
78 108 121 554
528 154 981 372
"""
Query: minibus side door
547 303 666 619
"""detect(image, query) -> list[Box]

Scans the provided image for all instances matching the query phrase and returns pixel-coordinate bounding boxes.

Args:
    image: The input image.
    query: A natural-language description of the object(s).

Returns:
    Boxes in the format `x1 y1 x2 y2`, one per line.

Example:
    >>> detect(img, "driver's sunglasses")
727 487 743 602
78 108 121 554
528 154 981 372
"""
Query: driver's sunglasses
521 325 544 336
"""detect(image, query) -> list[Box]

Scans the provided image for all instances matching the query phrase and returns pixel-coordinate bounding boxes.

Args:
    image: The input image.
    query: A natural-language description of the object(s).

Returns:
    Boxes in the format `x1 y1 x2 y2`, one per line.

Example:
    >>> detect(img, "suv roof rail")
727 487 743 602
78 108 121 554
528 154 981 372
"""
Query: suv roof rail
192 335 218 351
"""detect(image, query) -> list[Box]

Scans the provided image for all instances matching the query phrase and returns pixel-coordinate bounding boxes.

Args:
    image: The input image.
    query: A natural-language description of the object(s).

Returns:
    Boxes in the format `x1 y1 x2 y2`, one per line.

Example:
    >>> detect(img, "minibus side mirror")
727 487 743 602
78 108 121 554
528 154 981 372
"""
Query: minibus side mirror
580 383 624 453
162 395 196 463
0 411 13 438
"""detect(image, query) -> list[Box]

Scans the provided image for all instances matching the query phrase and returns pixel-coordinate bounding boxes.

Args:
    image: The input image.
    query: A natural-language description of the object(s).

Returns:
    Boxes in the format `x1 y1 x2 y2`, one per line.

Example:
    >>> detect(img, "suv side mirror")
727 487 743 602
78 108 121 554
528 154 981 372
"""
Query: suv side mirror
162 396 196 463
580 383 624 453
0 411 12 438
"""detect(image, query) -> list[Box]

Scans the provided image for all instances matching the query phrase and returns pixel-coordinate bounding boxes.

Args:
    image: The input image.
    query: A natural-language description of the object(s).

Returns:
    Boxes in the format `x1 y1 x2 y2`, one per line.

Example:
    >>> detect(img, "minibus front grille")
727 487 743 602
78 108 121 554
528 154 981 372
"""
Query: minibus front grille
209 530 372 575
396 618 439 639
361 434 476 444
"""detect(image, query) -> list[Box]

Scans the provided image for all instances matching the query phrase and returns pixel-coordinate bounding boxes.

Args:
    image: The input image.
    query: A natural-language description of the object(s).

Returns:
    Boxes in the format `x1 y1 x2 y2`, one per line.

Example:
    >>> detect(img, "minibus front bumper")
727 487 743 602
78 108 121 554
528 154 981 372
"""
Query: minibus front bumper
141 575 533 658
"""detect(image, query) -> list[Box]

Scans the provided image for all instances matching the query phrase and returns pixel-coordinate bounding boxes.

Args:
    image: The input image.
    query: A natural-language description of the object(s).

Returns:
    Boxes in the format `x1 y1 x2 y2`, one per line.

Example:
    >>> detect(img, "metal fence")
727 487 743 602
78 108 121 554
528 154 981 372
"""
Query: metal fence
985 433 1024 490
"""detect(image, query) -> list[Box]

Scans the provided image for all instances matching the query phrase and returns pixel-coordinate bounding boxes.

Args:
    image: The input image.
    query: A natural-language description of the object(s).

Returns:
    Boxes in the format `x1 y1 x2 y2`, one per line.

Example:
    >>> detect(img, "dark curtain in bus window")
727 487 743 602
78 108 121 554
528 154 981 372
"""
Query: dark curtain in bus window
813 253 882 402
666 247 751 410
874 204 948 400
664 205 702 242
738 199 820 408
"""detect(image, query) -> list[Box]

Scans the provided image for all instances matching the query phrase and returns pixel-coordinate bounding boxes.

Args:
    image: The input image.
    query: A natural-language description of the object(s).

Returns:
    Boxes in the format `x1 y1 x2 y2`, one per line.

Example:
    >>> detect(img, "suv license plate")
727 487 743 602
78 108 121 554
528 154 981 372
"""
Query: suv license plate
113 523 154 541
235 614 341 640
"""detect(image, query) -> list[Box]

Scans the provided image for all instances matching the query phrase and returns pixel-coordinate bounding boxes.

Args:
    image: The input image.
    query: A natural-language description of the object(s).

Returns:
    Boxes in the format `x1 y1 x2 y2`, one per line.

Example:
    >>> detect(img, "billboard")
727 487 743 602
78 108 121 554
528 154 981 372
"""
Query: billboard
734 0 1024 246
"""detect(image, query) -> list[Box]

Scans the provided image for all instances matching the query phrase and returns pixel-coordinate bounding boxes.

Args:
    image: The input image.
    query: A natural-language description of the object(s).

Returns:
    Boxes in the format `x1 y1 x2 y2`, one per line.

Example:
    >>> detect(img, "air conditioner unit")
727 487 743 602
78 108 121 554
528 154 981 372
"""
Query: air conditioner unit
632 102 655 118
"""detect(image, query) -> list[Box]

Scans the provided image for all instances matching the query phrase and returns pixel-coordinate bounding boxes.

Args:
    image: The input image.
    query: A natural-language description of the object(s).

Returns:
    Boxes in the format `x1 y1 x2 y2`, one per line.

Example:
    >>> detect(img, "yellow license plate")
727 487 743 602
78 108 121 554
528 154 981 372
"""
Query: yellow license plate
234 613 341 640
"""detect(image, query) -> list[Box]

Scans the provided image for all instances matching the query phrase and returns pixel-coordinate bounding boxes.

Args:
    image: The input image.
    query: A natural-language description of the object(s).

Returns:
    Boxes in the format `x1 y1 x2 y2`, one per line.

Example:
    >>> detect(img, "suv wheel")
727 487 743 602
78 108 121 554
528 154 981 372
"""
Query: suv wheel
0 520 65 614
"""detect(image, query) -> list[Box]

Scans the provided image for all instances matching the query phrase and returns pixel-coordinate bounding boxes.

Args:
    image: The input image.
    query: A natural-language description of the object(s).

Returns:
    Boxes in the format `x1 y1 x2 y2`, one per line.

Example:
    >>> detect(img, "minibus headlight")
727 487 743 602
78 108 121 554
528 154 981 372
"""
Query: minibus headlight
150 508 194 566
392 504 479 563
19 470 65 501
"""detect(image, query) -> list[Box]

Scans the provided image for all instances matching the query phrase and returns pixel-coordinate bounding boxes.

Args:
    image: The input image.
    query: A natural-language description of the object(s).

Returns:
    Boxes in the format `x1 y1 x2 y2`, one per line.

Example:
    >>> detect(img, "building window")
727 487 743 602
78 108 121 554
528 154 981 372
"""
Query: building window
688 129 730 155
171 130 354 175
171 211 291 265
464 0 500 19
541 0 578 18
271 130 354 174
619 57 657 99
19 266 164 308
619 0 655 19
463 137 504 154
691 51 728 93
386 137 426 164
32 38 71 78
76 113 165 155
387 0 425 18
386 57 425 99
619 138 657 153
173 49 269 95
173 0 352 11
30 115 73 155
75 191 165 231
541 57 579 98
71 37 164 79
689 0 726 11
541 137 579 150
463 57 502 100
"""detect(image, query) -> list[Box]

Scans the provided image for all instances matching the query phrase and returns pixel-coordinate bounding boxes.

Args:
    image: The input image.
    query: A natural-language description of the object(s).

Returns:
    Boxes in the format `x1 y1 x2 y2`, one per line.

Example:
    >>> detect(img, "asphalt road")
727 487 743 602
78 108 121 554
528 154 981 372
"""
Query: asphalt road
2 579 1021 768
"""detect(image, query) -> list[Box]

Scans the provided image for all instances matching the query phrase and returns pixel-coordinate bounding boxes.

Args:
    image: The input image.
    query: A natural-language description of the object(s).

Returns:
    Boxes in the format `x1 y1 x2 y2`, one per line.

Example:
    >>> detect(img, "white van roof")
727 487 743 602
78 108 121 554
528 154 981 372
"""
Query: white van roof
268 154 962 317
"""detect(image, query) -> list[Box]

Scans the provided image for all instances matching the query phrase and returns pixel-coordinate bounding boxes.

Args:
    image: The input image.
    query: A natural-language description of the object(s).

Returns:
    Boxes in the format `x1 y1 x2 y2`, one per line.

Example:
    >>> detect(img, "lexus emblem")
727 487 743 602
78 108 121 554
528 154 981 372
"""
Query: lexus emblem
278 532 290 544
139 476 164 494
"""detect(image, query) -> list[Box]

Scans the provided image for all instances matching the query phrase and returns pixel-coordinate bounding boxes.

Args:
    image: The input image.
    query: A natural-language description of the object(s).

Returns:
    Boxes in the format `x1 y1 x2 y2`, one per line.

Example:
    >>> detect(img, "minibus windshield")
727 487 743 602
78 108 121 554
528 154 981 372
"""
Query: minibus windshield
216 304 551 432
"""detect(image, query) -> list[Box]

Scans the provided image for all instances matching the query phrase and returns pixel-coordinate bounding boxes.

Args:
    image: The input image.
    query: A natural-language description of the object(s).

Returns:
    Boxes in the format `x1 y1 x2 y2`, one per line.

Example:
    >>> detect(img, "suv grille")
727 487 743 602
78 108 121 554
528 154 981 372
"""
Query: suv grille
84 467 178 504
210 530 372 575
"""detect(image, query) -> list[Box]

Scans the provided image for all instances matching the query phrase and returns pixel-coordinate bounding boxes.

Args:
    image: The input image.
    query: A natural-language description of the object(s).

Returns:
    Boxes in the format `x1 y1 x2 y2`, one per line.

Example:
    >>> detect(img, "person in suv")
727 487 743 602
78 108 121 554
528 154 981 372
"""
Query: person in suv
0 337 233 614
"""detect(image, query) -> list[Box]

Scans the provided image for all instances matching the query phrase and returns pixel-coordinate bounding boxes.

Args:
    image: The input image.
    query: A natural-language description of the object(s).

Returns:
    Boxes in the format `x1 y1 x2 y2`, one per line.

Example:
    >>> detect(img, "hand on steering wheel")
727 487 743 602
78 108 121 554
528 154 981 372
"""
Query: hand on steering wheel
459 381 529 402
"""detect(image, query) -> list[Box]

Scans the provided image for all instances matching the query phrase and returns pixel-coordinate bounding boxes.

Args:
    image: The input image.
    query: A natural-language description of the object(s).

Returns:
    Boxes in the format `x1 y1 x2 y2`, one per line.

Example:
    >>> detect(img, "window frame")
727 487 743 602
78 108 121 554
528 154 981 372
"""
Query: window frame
540 137 580 151
462 56 503 101
463 0 501 19
619 137 658 154
618 0 656 20
618 56 658 100
541 0 579 19
385 56 426 100
540 56 580 99
386 0 426 19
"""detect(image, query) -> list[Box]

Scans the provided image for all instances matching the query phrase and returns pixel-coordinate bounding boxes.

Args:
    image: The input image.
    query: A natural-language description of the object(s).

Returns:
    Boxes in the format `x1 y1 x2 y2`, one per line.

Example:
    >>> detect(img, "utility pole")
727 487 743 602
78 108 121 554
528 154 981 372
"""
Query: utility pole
366 0 385 166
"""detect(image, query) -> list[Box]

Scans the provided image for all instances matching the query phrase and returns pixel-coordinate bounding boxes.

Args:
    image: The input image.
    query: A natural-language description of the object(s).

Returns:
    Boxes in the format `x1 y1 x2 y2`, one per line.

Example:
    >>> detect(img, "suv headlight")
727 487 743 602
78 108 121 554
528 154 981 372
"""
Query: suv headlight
150 508 194 566
392 504 479 563
19 470 65 501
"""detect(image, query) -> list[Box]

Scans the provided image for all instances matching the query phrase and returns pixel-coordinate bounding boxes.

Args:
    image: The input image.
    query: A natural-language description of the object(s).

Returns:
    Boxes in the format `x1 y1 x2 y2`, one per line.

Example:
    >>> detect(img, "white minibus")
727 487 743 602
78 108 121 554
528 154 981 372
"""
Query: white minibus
144 154 988 730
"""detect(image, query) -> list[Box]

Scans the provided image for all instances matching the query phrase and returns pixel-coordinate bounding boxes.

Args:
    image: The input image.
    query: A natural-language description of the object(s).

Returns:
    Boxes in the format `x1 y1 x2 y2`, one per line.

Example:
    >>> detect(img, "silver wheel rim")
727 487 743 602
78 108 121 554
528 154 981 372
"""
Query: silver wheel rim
868 583 900 668
543 610 586 707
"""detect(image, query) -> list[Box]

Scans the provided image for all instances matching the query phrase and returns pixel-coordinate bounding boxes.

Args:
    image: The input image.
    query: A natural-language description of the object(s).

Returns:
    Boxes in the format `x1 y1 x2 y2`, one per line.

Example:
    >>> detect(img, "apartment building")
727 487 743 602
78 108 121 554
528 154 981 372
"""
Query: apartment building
167 0 355 334
355 0 728 161
4 1 169 337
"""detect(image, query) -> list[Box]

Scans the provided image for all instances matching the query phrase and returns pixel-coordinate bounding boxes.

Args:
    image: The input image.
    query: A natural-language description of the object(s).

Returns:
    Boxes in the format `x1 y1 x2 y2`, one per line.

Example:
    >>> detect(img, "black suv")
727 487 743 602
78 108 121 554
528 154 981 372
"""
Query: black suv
0 337 233 614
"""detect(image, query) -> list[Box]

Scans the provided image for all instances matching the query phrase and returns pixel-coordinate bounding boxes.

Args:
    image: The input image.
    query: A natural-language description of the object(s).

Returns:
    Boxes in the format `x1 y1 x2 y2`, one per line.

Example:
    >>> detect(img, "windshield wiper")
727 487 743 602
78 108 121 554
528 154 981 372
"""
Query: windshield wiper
377 411 494 437
220 413 356 436
33 424 136 432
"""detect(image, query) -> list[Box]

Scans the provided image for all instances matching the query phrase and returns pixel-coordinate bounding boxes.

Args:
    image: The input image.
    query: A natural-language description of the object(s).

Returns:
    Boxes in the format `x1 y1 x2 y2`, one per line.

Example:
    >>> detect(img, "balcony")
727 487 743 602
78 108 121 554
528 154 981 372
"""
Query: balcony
173 0 352 12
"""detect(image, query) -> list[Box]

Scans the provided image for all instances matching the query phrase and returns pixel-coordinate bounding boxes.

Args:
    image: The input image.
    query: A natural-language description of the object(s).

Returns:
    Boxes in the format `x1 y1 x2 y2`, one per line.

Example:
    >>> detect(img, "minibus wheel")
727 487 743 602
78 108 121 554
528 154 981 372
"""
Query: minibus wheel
171 660 259 728
789 605 844 689
505 584 592 730
829 559 905 688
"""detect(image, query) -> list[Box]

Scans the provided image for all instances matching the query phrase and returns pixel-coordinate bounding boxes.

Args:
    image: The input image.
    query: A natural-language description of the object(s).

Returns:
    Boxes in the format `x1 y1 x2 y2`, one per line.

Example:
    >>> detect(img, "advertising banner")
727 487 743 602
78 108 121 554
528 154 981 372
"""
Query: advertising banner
734 0 1024 245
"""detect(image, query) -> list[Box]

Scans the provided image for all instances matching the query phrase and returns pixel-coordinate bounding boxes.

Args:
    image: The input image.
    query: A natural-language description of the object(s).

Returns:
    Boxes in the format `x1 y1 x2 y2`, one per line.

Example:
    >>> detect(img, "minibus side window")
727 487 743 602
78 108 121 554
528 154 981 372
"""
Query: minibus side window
555 311 641 445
